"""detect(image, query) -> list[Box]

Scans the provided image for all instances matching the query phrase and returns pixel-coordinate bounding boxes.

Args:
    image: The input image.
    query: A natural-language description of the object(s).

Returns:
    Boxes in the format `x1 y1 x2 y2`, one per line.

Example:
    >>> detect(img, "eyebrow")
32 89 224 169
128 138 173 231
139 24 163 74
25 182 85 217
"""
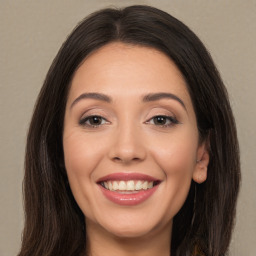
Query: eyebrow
70 92 186 110
70 92 112 109
142 92 186 109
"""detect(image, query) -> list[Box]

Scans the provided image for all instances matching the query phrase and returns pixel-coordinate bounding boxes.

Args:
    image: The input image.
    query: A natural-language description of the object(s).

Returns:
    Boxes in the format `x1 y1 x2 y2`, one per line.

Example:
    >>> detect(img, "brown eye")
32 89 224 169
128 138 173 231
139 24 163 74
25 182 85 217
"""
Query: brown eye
147 115 179 127
79 115 107 127
153 116 168 125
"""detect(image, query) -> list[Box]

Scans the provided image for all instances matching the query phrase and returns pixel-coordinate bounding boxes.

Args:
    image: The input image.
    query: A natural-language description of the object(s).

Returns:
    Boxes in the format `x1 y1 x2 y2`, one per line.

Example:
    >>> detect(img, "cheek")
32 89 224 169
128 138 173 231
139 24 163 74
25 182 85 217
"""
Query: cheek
155 140 196 191
151 130 197 174
62 131 105 200
63 131 109 220
150 132 197 215
63 132 105 176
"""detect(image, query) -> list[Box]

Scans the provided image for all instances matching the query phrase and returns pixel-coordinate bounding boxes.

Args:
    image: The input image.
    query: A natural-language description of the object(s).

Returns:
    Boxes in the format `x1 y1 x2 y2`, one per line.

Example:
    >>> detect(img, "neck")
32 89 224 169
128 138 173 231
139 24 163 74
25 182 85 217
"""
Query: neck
85 219 172 256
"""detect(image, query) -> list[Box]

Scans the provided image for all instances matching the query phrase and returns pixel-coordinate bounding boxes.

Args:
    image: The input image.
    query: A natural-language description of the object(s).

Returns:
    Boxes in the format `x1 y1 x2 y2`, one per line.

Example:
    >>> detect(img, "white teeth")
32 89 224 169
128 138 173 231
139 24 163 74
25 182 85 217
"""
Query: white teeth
142 181 148 190
119 181 126 190
127 180 135 190
148 181 153 188
113 181 119 190
108 181 113 190
102 180 155 191
135 180 142 190
104 182 108 189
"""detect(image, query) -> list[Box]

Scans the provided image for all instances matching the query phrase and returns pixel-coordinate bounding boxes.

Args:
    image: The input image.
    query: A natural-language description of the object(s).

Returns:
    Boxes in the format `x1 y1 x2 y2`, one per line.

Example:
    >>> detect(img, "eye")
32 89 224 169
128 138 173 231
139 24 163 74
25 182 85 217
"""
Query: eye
79 115 108 127
147 115 179 127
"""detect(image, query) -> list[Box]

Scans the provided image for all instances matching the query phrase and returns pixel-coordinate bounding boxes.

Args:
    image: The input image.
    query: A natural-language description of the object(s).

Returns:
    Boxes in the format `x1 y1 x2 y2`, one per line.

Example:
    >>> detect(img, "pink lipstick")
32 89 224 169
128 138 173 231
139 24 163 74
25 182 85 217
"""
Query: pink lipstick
97 173 161 206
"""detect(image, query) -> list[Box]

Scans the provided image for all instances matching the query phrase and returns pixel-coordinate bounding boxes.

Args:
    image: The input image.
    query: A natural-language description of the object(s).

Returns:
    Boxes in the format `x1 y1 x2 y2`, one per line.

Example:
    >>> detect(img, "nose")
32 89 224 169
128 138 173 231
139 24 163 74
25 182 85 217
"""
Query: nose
108 123 147 164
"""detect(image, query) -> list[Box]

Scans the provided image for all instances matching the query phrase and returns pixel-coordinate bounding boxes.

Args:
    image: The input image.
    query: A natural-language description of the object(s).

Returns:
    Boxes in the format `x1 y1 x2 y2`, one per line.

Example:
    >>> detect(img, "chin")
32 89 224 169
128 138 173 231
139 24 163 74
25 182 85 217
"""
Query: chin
110 224 152 238
95 212 168 239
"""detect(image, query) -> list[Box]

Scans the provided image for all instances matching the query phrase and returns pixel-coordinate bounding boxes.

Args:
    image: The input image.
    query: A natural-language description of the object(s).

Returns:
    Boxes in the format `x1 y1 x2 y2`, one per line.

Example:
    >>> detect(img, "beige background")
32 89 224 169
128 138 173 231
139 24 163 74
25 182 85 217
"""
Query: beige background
0 1 255 255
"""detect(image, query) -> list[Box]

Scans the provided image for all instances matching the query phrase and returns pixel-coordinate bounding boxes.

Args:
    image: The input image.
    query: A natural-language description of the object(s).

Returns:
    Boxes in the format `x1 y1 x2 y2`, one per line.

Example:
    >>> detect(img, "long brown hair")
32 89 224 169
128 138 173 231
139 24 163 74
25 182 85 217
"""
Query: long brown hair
18 5 240 256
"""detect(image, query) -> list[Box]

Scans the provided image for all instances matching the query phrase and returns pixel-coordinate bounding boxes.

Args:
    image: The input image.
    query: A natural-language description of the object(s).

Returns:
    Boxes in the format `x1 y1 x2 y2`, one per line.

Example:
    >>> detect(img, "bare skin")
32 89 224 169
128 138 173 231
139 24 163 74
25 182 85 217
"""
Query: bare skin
86 217 172 256
63 42 209 256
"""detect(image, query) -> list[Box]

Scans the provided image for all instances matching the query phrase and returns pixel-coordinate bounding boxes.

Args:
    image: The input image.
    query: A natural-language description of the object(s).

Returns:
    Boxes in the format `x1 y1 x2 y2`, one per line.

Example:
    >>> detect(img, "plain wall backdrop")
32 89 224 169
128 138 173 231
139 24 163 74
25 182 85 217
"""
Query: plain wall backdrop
0 1 255 255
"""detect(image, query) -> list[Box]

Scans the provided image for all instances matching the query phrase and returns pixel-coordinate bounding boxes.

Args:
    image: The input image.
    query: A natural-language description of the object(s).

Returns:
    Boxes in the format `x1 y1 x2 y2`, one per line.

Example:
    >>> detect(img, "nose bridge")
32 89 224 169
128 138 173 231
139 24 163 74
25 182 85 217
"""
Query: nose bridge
109 116 146 163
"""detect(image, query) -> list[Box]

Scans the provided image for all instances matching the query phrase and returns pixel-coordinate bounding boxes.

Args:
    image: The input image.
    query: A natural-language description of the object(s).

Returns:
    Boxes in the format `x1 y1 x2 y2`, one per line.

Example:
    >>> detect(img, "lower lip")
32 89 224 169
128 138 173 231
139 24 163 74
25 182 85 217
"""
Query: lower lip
98 185 159 206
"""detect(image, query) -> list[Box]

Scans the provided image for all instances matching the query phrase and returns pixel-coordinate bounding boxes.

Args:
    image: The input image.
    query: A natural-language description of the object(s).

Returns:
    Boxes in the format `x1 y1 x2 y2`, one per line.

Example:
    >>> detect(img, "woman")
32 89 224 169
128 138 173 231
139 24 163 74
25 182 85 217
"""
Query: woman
18 5 240 256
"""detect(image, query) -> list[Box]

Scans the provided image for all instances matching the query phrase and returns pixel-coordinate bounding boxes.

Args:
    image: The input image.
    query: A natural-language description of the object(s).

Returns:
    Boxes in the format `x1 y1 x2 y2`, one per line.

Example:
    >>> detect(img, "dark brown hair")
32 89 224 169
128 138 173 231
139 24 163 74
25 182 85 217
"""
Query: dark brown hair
18 5 240 256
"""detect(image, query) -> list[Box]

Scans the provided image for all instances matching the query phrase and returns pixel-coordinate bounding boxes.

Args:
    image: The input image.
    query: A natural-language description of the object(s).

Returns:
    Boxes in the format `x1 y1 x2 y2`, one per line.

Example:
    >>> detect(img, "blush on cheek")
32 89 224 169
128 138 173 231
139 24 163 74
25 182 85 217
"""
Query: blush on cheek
156 142 196 174
63 135 101 173
165 167 193 216
153 143 196 215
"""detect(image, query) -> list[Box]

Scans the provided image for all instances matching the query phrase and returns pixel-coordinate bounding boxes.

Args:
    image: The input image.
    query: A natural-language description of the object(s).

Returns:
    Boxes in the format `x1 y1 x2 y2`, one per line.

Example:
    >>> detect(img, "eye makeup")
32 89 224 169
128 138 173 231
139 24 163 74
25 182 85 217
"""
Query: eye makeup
79 115 110 128
78 114 180 130
76 101 182 130
146 115 179 127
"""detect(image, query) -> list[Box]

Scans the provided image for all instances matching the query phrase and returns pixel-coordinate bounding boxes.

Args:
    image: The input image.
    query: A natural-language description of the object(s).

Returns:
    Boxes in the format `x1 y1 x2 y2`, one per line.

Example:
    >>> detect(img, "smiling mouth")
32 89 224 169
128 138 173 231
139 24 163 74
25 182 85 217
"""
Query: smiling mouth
99 180 161 193
97 173 161 205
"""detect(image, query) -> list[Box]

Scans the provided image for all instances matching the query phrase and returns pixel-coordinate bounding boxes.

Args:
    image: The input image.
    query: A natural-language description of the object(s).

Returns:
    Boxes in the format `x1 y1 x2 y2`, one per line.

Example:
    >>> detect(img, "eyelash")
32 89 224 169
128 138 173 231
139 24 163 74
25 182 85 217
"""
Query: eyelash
79 115 109 128
146 115 179 127
79 115 179 128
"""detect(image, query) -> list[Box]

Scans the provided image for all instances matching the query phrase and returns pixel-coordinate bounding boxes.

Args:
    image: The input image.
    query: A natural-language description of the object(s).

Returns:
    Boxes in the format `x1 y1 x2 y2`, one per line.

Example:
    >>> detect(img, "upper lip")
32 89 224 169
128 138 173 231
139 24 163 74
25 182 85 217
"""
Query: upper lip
97 172 160 183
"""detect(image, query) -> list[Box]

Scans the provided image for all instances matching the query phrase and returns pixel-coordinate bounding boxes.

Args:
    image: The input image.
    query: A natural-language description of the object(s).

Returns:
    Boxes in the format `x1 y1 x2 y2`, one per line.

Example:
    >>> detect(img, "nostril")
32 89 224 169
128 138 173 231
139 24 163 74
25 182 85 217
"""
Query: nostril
113 157 122 161
108 142 147 163
112 156 141 163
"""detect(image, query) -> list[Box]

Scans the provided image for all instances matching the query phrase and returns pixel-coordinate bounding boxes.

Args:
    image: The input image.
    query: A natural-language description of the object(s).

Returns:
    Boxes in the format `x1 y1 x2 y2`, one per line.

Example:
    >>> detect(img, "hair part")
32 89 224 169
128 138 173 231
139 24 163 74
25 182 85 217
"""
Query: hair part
18 5 240 256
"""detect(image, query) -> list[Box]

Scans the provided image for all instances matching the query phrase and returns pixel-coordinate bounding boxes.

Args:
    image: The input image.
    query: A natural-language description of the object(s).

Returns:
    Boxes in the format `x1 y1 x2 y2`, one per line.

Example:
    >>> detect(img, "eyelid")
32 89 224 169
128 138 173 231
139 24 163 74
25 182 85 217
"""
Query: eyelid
145 114 180 127
145 106 178 120
79 115 110 128
79 107 110 120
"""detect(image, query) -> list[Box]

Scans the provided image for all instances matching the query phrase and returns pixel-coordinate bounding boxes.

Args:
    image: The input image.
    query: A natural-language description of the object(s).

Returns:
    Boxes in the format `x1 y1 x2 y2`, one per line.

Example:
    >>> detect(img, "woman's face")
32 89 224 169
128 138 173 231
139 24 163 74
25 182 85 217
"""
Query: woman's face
63 42 208 239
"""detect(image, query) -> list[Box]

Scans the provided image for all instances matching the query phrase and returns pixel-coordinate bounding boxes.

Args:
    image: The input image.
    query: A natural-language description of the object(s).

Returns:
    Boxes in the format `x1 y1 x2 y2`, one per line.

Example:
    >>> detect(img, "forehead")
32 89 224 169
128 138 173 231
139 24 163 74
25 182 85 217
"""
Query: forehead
68 42 192 107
